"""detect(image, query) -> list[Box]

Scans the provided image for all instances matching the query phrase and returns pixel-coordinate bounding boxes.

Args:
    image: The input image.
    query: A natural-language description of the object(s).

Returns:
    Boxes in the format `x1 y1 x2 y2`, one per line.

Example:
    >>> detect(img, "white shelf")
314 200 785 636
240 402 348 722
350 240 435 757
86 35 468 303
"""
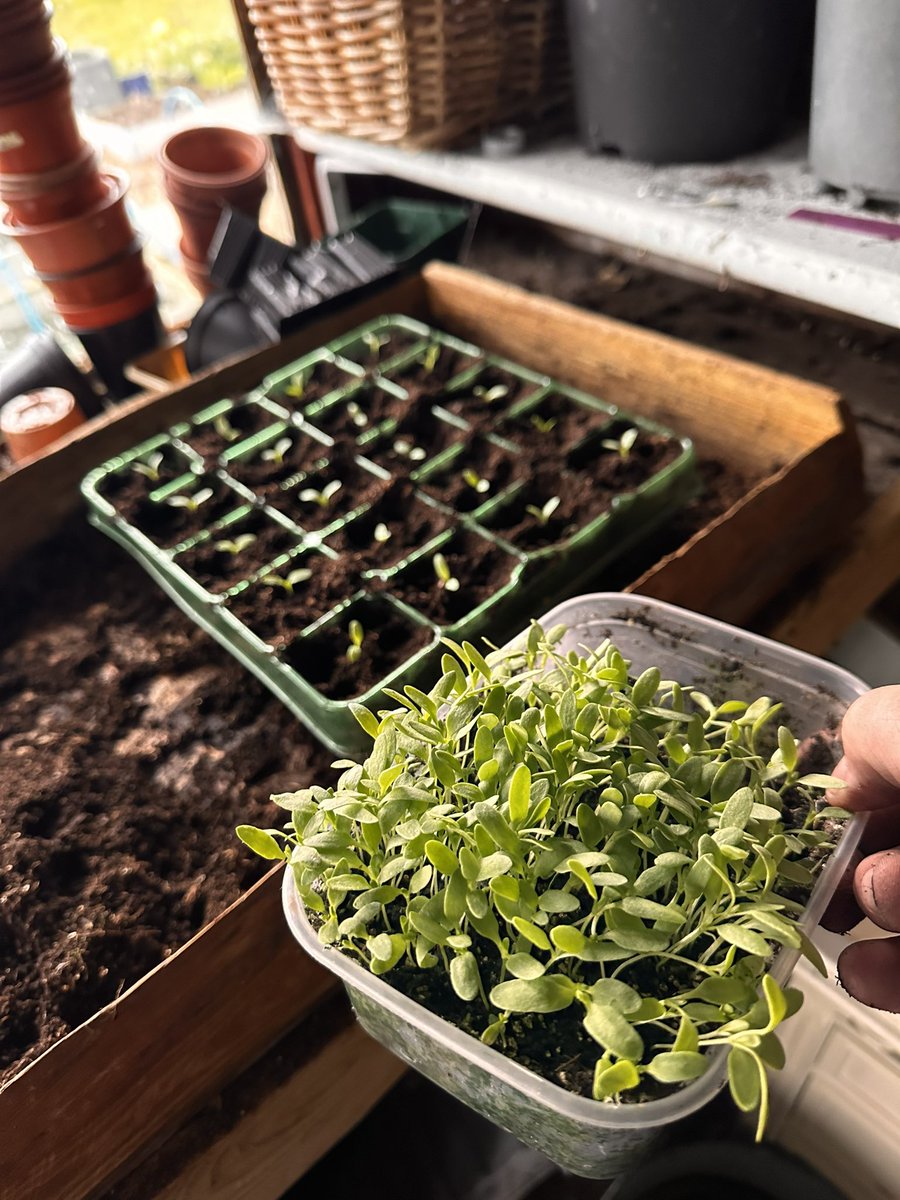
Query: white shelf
294 127 900 330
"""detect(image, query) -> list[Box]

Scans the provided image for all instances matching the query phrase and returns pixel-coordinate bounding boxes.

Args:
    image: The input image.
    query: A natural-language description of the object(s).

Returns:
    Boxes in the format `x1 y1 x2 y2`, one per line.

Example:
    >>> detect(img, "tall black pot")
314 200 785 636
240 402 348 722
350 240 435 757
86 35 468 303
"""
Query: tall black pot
565 0 814 163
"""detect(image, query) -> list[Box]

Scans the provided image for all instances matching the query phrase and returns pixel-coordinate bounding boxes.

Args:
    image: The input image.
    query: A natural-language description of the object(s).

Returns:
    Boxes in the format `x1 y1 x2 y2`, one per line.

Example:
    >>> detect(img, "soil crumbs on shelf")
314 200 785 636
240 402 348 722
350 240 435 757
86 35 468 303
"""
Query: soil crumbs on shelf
0 517 335 1088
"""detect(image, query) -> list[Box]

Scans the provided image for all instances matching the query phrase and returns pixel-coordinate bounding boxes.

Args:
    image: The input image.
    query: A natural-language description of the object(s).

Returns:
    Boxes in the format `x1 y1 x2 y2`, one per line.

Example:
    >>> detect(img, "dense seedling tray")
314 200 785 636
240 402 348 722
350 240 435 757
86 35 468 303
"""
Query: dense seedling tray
82 315 697 754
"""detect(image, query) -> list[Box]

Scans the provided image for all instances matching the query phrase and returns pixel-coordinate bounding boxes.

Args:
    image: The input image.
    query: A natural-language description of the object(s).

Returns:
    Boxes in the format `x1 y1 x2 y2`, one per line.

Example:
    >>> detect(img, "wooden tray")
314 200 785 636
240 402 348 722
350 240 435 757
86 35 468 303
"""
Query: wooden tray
0 263 864 1200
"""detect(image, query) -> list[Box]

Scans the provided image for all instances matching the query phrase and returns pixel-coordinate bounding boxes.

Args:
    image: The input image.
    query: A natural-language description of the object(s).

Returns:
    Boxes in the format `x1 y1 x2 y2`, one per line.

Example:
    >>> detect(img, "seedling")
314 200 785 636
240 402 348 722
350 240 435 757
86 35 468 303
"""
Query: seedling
260 566 313 594
262 436 293 467
165 486 214 513
462 467 490 495
132 450 165 482
362 331 389 362
432 551 460 592
393 438 427 463
373 523 392 544
242 625 849 1138
346 400 368 430
530 413 558 435
601 426 639 460
214 533 258 556
420 342 441 373
346 619 365 663
212 413 241 443
299 479 342 508
525 495 561 526
473 384 509 405
283 368 310 400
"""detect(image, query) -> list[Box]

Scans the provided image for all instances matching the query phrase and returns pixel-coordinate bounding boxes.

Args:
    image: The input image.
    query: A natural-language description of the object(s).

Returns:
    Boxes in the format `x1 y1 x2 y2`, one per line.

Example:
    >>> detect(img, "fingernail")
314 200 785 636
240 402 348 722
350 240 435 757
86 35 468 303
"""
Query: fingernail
857 863 876 911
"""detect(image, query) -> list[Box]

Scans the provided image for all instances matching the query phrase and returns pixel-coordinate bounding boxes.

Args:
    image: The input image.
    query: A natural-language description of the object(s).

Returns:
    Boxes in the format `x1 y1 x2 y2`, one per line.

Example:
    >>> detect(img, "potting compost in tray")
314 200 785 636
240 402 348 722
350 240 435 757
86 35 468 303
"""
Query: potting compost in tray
82 316 697 755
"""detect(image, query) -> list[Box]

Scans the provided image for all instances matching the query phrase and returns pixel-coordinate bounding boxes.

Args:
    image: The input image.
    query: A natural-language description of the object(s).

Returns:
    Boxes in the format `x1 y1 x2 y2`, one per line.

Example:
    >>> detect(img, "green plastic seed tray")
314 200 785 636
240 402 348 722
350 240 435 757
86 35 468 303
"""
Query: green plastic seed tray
82 314 698 755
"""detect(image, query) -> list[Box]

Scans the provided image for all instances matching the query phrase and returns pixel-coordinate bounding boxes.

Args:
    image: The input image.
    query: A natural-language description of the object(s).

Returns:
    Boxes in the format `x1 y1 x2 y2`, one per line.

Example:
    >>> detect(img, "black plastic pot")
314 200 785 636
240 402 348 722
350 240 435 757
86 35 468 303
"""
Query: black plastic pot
0 330 102 417
565 0 814 163
606 1141 846 1200
183 291 270 374
75 306 164 401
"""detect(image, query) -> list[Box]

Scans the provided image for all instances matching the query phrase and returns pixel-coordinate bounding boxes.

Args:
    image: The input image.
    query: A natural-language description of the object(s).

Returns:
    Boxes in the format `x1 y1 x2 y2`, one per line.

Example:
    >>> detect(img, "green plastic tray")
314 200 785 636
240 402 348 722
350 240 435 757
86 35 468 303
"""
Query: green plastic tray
81 313 698 755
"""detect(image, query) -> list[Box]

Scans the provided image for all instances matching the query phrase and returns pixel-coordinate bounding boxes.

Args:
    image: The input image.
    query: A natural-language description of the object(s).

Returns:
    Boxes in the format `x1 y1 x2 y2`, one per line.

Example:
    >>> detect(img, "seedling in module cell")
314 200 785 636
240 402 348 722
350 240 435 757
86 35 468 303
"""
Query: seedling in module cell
132 450 166 482
462 467 490 496
214 533 258 556
346 400 368 430
601 426 639 460
362 331 389 362
213 413 242 443
373 523 392 544
393 437 427 463
165 486 214 513
525 496 561 526
284 368 310 400
433 552 460 592
530 413 558 435
262 437 293 467
346 619 365 663
420 342 441 373
474 383 509 406
260 566 313 594
299 479 342 508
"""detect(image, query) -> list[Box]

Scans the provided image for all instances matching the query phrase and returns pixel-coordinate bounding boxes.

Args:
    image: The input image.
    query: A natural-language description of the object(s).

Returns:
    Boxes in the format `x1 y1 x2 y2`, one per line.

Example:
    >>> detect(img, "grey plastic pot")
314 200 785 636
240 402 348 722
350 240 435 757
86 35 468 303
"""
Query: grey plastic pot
565 0 814 163
810 0 900 201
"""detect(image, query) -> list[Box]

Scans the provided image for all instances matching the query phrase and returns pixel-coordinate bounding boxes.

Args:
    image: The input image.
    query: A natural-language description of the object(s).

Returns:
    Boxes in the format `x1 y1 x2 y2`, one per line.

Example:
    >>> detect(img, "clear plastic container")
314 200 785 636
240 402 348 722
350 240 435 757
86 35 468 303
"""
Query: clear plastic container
282 593 868 1178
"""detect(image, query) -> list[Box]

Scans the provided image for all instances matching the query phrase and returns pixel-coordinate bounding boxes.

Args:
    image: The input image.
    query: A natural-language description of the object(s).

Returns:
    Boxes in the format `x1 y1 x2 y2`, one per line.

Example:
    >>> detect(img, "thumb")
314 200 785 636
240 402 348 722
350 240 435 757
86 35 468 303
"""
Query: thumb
832 687 900 812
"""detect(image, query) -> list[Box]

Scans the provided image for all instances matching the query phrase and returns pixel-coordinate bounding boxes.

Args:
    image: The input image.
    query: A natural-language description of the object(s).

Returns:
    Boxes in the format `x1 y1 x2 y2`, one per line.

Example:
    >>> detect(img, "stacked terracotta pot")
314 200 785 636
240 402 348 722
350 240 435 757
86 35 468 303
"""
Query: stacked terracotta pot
160 126 268 295
0 2 160 397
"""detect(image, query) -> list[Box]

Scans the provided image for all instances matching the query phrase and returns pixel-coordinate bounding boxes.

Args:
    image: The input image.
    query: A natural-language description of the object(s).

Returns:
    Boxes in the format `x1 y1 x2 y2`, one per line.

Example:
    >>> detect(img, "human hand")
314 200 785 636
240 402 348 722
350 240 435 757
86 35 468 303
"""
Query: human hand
820 686 900 1012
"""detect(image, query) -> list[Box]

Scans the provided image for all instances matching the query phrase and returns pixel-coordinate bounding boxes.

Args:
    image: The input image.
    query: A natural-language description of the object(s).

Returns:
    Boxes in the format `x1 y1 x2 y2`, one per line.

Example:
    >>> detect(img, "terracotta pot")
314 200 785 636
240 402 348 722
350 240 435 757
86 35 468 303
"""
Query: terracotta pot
39 241 151 308
160 125 268 191
0 66 82 175
0 387 85 463
54 280 159 331
0 146 105 225
180 246 215 297
163 171 267 213
174 204 224 264
2 171 136 275
0 3 54 78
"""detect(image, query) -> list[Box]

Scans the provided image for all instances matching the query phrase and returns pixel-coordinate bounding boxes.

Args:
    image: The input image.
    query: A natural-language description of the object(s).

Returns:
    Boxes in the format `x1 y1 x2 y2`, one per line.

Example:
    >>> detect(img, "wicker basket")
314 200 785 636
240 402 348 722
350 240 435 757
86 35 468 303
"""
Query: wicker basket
244 0 571 148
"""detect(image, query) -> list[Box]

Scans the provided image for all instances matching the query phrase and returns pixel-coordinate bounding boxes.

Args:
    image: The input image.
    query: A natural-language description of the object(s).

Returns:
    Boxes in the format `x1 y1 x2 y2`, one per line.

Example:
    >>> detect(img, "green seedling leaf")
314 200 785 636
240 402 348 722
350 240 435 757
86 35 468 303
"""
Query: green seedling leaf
506 953 545 979
490 974 577 1014
508 762 531 825
647 1052 707 1084
798 774 847 789
593 1058 640 1100
236 826 285 860
717 924 772 958
728 1047 762 1113
450 951 481 1001
425 840 459 876
373 522 392 544
777 725 797 773
583 1003 644 1060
